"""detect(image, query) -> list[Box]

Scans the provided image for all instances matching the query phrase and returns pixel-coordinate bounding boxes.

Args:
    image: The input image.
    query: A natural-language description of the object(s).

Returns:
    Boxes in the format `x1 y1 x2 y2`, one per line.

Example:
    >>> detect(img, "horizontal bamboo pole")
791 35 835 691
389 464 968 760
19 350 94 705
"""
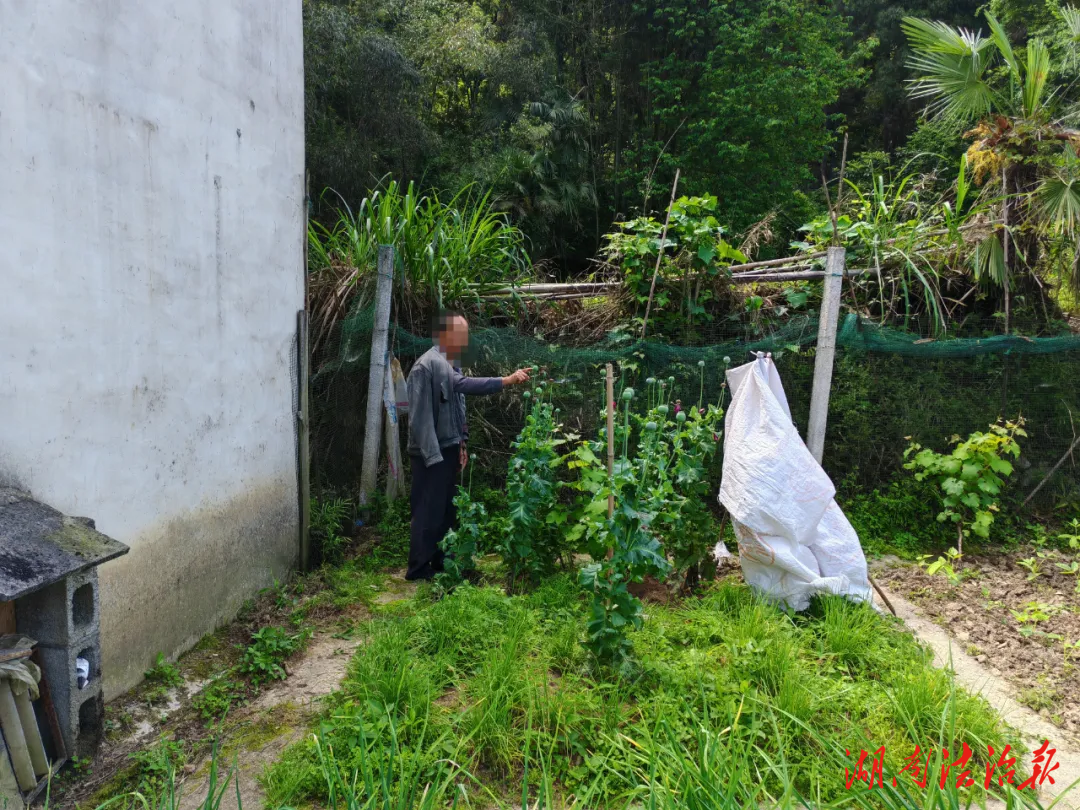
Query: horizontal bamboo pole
731 268 870 283
478 282 618 295
726 252 827 272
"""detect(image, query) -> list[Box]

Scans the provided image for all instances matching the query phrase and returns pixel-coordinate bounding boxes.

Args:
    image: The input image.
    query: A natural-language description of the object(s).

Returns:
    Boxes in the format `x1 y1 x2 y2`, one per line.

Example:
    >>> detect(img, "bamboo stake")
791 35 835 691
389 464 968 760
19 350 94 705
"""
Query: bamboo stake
606 363 615 519
1003 165 1011 336
641 169 680 341
869 575 897 617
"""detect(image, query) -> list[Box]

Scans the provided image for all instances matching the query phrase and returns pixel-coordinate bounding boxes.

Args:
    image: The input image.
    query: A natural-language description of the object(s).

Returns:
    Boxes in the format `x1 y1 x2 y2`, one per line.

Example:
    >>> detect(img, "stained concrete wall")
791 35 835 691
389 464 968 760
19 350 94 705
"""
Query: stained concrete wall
0 1 304 697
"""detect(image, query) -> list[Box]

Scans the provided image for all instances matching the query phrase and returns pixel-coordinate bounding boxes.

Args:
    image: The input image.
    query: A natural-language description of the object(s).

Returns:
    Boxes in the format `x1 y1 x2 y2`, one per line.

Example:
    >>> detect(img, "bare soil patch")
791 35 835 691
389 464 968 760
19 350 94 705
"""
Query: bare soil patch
873 550 1080 735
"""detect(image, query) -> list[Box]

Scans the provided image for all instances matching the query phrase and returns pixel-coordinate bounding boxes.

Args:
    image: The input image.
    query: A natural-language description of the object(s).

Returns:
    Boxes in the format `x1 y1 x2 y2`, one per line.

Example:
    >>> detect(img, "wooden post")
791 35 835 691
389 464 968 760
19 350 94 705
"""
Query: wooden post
383 358 404 502
640 169 680 342
359 245 395 507
1002 165 1010 336
806 247 846 465
606 363 615 519
297 310 311 572
30 649 66 763
298 168 312 571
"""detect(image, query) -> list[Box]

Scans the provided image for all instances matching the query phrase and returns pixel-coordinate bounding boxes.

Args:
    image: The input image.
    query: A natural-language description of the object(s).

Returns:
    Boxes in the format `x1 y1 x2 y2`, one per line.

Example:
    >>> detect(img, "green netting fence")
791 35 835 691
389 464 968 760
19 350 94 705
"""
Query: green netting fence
311 305 1080 513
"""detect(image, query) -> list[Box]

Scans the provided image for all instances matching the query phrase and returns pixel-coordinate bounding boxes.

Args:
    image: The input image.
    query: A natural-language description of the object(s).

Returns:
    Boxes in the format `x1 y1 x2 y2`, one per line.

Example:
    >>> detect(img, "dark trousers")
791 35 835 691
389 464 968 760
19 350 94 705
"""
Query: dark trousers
406 445 460 581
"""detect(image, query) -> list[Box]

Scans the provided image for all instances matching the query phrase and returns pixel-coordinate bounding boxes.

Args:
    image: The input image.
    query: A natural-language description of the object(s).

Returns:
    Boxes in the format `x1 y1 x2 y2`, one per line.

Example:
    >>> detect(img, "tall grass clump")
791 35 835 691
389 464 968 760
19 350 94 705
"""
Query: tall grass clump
308 180 530 351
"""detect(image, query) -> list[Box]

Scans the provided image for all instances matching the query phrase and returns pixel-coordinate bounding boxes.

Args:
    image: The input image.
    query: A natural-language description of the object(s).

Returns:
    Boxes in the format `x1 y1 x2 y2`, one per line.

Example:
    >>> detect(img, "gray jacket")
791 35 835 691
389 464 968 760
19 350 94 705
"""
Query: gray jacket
407 346 503 466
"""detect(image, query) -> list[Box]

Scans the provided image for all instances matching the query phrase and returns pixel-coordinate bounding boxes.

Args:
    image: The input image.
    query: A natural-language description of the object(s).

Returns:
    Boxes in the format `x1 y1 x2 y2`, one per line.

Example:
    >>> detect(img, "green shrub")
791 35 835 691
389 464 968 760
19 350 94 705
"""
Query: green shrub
238 626 306 687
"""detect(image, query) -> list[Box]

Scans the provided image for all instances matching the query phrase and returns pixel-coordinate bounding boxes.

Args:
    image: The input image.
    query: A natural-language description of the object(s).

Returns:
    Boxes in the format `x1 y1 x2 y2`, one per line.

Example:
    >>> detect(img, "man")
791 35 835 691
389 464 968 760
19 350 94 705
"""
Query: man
405 311 530 581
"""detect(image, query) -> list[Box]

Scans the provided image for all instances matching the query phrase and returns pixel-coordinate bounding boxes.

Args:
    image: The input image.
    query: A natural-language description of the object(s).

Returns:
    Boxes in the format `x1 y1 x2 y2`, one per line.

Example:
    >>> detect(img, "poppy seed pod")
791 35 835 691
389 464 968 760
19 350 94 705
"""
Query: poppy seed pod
657 405 669 416
697 360 705 368
646 377 657 386
622 388 635 400
645 421 657 432
676 411 687 423
523 391 532 399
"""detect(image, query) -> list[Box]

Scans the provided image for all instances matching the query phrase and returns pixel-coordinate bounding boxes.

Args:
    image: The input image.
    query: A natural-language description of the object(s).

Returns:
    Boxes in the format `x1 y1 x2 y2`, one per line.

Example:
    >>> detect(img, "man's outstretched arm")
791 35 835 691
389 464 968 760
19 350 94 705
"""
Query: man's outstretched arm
452 367 530 395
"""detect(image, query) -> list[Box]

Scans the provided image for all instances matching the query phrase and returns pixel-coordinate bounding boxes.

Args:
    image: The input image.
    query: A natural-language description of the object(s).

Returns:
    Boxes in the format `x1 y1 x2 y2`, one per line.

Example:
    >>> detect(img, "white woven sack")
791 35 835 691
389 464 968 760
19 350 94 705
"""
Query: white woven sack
715 354 872 611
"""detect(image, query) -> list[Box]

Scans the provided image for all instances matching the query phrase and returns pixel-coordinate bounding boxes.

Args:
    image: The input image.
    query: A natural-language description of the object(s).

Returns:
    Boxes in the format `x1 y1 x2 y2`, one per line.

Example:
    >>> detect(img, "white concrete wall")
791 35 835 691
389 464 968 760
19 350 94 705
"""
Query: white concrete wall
0 1 305 697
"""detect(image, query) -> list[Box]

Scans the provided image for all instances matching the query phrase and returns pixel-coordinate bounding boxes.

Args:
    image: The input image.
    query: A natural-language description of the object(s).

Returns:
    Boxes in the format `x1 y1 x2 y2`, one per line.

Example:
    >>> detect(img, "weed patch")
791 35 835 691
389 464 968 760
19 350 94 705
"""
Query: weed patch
264 576 1022 808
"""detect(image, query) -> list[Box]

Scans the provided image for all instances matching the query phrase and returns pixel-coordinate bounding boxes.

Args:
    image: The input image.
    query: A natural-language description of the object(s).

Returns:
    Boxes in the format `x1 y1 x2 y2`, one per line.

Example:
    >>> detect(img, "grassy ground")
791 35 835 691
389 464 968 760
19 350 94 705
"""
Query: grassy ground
54 488 1065 810
259 563 1028 809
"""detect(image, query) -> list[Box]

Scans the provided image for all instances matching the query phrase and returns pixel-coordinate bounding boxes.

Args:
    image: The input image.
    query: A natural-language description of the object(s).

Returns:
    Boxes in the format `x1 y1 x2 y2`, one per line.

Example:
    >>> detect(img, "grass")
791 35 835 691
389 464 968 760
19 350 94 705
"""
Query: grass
254 573 1042 809
68 517 1076 810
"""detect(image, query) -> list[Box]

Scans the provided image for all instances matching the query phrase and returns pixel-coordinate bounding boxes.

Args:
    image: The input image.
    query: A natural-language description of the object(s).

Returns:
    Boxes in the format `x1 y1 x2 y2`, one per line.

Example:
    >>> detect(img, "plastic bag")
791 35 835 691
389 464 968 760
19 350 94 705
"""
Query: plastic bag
0 635 41 699
717 355 872 611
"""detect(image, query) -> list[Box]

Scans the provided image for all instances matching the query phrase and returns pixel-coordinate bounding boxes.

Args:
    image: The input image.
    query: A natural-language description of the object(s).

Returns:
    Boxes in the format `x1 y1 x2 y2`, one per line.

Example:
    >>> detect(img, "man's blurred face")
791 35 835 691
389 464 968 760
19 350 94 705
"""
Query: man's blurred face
436 314 469 361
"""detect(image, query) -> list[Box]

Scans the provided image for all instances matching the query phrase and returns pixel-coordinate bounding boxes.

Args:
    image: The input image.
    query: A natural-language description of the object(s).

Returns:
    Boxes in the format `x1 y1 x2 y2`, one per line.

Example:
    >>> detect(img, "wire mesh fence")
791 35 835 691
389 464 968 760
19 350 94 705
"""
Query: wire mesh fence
310 303 1080 515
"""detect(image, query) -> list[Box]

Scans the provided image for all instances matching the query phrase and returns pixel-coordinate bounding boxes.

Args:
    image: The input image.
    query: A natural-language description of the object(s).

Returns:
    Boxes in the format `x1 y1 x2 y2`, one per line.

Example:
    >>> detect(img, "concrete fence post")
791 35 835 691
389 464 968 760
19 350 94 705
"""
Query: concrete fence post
806 246 846 465
359 245 395 506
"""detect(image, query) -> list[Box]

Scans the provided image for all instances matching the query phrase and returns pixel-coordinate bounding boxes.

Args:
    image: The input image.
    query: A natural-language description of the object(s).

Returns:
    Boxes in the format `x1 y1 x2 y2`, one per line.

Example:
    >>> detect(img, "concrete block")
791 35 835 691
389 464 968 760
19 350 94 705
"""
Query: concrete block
15 569 99 649
33 638 102 758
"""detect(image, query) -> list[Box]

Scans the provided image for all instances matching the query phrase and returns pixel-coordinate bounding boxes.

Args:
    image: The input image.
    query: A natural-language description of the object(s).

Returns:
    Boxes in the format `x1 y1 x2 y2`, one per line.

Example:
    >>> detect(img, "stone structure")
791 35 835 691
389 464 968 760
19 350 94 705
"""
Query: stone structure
0 488 128 805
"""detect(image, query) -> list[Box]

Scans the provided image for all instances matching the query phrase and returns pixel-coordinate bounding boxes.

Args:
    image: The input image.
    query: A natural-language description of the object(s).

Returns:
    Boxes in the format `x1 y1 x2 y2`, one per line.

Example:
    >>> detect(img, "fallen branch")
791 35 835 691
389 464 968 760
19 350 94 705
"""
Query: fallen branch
1022 433 1080 507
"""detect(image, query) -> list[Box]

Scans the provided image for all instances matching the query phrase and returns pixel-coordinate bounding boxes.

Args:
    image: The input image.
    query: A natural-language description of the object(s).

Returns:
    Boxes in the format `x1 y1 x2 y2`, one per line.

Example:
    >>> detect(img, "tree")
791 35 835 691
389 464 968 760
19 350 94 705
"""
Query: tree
623 0 861 232
903 7 1080 310
304 2 430 206
833 0 983 154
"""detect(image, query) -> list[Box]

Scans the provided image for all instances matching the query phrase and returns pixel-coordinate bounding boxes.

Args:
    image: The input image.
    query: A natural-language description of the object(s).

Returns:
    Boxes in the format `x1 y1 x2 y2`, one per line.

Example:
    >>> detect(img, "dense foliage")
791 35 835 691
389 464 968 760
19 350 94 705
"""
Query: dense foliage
304 0 1079 338
303 0 936 266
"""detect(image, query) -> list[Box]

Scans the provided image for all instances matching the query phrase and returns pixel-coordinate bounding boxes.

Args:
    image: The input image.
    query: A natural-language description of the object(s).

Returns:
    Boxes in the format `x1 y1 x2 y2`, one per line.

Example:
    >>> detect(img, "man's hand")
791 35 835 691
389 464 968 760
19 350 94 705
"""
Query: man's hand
502 368 531 386
460 444 468 471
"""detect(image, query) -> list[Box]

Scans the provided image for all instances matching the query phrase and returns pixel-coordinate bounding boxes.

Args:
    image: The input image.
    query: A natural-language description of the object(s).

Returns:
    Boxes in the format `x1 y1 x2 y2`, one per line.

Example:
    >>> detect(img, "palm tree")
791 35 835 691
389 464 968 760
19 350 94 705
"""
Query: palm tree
902 8 1080 320
1037 150 1080 296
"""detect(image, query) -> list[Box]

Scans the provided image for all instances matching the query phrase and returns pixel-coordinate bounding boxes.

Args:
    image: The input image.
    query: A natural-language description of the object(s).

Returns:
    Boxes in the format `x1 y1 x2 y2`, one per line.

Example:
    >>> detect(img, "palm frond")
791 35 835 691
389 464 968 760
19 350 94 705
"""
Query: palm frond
1061 6 1080 40
1022 39 1051 120
971 233 1006 286
1036 160 1080 236
902 18 996 121
985 13 1021 83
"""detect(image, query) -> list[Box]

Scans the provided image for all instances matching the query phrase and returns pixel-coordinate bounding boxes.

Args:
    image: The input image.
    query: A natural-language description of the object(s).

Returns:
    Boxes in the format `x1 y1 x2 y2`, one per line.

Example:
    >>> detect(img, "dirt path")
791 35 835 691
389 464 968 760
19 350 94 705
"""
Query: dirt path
175 572 417 810
881 584 1080 809
175 631 361 810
